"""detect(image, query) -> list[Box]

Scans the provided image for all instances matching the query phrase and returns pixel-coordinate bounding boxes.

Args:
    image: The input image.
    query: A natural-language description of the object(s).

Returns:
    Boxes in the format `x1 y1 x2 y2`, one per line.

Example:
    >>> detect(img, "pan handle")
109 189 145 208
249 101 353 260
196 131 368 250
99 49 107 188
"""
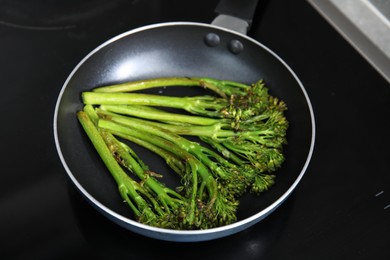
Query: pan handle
211 0 259 35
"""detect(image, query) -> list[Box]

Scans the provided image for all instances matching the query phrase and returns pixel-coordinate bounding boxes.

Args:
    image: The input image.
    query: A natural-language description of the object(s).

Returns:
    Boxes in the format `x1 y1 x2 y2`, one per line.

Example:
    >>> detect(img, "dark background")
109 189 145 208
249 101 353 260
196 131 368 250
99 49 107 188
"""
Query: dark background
1 0 389 259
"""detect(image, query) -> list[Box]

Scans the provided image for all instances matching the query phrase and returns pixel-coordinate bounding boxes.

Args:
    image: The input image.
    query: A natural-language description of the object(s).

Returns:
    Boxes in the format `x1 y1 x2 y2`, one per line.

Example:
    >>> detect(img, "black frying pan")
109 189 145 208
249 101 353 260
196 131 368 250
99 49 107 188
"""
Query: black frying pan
54 0 315 242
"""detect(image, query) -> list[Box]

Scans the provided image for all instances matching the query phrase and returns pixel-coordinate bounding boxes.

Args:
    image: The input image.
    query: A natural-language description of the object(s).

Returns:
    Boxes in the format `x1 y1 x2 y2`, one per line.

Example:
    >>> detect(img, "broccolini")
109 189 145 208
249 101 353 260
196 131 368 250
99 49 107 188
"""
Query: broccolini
77 77 288 229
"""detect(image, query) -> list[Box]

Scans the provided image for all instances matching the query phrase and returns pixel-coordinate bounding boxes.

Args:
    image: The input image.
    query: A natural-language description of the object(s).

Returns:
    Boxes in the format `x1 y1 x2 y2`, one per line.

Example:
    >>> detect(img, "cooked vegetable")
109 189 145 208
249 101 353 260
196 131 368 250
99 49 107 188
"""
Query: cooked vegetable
82 78 286 130
91 77 250 98
78 107 192 229
77 77 288 229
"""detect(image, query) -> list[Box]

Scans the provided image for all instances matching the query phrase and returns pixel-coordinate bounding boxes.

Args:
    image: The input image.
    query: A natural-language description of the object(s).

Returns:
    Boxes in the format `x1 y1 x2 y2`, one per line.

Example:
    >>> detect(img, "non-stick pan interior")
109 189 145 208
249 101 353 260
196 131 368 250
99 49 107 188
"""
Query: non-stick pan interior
55 22 314 241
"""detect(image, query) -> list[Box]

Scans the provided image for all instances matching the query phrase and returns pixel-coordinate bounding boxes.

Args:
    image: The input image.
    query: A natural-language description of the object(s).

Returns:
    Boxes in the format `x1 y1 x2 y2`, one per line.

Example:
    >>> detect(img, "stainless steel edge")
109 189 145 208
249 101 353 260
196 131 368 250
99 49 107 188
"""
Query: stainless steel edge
307 0 390 83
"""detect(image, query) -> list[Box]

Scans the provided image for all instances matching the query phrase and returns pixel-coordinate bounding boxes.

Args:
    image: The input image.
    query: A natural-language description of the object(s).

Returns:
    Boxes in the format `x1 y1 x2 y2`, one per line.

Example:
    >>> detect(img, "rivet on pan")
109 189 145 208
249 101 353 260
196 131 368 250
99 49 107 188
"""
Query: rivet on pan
228 39 244 54
204 33 221 47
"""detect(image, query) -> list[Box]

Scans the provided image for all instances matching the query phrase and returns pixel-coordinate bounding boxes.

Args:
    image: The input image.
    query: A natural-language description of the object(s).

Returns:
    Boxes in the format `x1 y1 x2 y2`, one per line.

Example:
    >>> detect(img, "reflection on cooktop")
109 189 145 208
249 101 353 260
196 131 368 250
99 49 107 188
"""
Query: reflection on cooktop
0 0 132 29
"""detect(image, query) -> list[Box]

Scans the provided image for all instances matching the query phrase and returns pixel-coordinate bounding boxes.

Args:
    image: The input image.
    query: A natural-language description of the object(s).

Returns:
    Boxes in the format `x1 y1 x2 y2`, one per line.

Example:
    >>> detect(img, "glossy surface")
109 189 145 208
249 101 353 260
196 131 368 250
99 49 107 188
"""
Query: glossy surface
1 0 389 258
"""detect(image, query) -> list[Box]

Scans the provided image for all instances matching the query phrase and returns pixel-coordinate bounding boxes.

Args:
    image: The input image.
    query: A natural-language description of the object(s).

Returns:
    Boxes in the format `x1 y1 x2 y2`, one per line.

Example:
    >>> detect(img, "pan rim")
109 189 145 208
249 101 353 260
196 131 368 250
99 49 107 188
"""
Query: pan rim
53 21 316 241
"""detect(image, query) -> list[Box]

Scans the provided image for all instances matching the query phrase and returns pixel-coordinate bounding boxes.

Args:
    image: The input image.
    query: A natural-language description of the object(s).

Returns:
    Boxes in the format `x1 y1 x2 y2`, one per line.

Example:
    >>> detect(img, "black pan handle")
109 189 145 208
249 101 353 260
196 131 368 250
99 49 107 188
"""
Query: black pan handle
212 0 259 35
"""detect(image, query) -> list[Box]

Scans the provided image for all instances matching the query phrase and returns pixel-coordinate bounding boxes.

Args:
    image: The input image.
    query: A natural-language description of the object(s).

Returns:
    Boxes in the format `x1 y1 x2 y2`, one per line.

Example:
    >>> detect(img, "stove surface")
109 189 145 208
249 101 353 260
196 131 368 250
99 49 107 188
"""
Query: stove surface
1 0 389 259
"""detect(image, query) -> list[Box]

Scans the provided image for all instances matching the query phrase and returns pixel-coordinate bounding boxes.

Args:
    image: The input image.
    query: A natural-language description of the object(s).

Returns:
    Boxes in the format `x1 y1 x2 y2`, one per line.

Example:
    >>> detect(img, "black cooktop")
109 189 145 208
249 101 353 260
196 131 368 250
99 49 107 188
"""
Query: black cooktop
1 0 389 259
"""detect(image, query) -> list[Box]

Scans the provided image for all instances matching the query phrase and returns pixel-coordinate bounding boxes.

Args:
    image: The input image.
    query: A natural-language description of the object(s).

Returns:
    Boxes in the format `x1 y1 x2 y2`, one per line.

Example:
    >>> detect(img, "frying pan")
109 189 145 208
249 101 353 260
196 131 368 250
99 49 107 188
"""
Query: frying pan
54 0 315 242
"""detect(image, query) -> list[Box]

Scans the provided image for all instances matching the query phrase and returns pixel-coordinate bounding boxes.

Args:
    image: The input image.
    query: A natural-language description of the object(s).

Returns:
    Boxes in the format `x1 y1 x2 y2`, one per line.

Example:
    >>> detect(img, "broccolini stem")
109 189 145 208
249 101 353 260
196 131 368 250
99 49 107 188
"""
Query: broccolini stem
97 108 284 147
98 119 221 226
92 77 250 98
82 92 227 118
112 131 186 178
77 111 126 185
199 136 246 166
98 115 250 196
97 114 229 166
83 104 99 125
99 119 217 198
77 110 162 219
99 129 187 212
93 77 201 93
100 104 219 126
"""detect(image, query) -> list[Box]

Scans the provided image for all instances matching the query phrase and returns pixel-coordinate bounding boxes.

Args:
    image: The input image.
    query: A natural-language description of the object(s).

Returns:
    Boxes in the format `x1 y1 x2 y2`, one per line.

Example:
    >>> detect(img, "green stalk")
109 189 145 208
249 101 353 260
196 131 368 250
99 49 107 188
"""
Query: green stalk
82 92 226 118
76 110 162 219
100 104 219 126
97 108 282 147
98 129 187 212
98 119 221 226
112 131 186 178
92 77 250 98
98 115 250 196
199 136 245 166
77 111 127 187
97 108 283 190
83 104 99 125
99 121 217 196
97 108 232 138
98 114 227 165
93 77 202 93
